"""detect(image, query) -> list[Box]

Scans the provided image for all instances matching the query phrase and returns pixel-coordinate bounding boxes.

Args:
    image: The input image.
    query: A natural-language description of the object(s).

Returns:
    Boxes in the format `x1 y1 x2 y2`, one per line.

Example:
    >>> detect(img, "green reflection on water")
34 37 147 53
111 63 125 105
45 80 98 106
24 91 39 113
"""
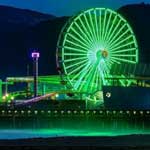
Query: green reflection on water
0 117 150 138
37 128 150 137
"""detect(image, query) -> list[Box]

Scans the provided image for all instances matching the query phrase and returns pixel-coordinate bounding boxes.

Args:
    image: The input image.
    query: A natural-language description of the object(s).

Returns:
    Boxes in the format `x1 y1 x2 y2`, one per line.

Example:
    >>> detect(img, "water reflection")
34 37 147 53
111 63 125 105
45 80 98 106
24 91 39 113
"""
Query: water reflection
0 117 150 139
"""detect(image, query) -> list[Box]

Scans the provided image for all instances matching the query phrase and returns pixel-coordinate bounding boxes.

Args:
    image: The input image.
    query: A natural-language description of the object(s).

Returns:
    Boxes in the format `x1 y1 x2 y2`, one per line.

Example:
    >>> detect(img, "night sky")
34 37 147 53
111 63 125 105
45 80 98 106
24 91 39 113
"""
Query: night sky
0 0 150 16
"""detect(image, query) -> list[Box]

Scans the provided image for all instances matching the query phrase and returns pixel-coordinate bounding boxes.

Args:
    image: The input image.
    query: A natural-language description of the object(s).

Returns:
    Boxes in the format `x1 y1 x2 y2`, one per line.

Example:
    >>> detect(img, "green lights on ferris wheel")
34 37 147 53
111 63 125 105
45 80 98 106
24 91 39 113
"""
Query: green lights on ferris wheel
57 8 139 94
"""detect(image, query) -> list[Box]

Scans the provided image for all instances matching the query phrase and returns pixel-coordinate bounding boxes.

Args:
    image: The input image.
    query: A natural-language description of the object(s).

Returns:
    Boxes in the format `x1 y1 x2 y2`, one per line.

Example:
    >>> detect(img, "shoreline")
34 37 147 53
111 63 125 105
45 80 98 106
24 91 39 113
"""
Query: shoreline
0 134 150 146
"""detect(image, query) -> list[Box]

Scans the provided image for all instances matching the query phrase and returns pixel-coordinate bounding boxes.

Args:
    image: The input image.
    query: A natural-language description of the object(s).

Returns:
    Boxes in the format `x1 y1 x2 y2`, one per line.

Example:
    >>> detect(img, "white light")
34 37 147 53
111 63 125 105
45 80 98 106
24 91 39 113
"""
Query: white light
2 96 6 100
34 110 38 114
28 110 31 114
93 111 96 114
86 111 89 114
21 110 24 114
61 110 64 114
146 111 150 114
48 110 51 114
113 111 116 114
41 110 44 114
140 111 143 114
8 101 11 104
99 111 103 114
106 92 111 98
11 96 14 100
73 110 77 114
67 110 71 114
80 110 84 114
120 111 123 114
6 94 9 97
106 111 109 114
54 110 58 113
133 111 136 114
55 94 59 98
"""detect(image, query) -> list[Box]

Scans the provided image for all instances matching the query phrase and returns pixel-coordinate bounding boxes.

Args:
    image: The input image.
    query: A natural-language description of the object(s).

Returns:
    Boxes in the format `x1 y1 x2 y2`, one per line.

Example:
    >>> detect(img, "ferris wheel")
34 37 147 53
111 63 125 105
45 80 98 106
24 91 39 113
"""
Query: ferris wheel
56 8 138 94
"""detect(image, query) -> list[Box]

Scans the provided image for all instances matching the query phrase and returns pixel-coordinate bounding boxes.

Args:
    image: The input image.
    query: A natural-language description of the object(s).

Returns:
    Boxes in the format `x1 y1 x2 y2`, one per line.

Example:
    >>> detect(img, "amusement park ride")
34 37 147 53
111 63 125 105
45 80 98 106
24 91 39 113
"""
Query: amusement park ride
0 8 150 111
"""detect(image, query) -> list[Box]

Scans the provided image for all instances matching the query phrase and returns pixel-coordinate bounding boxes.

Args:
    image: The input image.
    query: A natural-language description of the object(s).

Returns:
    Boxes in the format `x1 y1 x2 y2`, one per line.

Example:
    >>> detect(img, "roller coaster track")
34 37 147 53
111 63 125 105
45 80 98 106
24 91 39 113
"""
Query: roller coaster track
15 92 56 106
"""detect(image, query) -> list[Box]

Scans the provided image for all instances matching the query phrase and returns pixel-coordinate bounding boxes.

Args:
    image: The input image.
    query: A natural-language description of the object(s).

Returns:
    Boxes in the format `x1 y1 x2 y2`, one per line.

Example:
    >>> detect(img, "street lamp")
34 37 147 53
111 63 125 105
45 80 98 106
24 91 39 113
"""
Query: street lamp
31 51 40 97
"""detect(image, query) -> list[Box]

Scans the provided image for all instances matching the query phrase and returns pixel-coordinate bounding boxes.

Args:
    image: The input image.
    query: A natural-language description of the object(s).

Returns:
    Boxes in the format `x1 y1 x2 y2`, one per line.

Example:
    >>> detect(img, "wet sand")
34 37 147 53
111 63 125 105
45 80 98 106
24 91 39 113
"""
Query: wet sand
0 134 150 149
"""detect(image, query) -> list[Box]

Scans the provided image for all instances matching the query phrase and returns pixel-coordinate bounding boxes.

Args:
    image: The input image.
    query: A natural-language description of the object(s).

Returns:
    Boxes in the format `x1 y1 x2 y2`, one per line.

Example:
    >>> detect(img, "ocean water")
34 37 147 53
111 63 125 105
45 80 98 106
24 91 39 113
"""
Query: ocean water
0 117 149 139
0 128 150 139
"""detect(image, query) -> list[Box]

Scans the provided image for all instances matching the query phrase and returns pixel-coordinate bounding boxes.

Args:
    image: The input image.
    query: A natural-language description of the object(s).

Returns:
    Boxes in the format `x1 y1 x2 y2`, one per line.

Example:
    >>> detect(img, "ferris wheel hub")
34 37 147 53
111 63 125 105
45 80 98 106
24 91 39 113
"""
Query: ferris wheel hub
101 49 109 58
96 49 109 60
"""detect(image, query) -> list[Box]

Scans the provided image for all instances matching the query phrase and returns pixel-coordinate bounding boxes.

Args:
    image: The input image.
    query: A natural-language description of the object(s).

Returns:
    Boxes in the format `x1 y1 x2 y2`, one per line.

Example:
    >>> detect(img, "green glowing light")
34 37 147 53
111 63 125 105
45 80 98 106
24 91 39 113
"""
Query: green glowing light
57 8 138 93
